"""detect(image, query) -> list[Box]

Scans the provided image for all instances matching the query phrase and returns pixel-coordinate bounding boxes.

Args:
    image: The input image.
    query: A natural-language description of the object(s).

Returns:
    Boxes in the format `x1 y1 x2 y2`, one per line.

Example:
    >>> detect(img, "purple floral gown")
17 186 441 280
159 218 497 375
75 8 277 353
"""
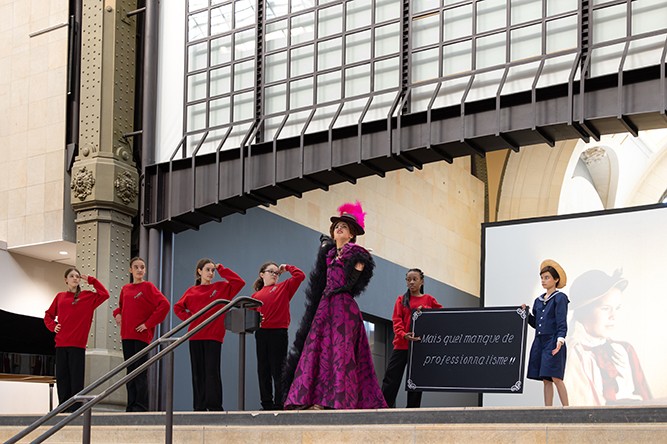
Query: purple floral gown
284 243 387 409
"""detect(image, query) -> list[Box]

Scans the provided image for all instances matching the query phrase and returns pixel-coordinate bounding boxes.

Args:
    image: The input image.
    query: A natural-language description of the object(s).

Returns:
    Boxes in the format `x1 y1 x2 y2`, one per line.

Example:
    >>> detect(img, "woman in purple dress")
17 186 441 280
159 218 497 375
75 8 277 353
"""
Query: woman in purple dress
282 201 387 410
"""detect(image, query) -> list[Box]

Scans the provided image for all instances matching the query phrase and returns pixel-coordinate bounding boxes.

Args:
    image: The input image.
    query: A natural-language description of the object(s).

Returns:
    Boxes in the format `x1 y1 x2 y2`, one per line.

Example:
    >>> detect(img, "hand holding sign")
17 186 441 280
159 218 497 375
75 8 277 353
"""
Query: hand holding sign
405 332 421 342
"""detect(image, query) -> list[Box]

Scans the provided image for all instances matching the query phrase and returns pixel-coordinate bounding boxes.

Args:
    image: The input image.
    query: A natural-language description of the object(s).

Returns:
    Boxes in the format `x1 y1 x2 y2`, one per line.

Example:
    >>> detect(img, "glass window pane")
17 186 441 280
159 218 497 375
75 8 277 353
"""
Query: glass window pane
291 45 314 77
501 61 540 95
266 51 288 83
317 70 342 103
334 97 370 128
346 30 372 64
412 13 440 49
188 42 208 72
363 92 397 122
375 23 400 57
346 0 372 31
318 4 343 39
432 77 471 108
235 0 256 28
412 0 440 15
376 0 401 22
536 54 578 88
292 0 315 14
625 35 667 71
511 0 542 25
632 0 667 35
189 0 208 12
592 4 627 44
306 104 340 133
234 60 255 90
374 57 400 91
266 20 288 51
189 11 209 41
221 122 252 151
280 110 313 139
235 28 256 60
318 38 342 70
211 4 233 36
187 102 207 132
211 35 232 66
546 16 578 53
410 83 439 112
590 43 624 77
467 70 503 103
476 32 506 69
547 0 578 16
477 0 506 34
187 72 208 102
443 40 472 76
412 47 439 83
266 0 289 19
510 23 541 61
291 12 315 45
444 5 472 42
265 83 287 115
233 91 254 121
210 66 232 96
345 64 371 97
195 128 229 156
290 77 314 108
264 115 287 141
209 97 231 126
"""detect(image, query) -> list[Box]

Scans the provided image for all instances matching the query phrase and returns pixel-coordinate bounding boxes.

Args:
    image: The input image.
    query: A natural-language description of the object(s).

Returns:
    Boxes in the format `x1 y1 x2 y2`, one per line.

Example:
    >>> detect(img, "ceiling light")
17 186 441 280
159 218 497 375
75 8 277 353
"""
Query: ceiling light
59 251 68 255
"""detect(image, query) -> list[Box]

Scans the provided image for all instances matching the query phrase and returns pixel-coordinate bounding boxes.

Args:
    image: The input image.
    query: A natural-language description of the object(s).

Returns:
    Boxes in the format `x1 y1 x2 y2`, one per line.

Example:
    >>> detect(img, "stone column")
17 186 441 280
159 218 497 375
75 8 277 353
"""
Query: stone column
69 0 140 410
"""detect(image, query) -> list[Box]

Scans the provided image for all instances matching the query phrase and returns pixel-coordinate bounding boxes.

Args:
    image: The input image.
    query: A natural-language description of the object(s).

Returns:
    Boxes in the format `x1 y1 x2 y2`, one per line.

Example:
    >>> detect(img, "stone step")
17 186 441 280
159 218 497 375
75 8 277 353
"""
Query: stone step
2 406 667 443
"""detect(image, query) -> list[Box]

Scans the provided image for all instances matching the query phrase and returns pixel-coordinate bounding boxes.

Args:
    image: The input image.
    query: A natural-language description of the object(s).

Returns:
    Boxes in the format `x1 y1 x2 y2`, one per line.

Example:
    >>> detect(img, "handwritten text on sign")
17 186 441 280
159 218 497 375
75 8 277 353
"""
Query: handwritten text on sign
406 307 528 393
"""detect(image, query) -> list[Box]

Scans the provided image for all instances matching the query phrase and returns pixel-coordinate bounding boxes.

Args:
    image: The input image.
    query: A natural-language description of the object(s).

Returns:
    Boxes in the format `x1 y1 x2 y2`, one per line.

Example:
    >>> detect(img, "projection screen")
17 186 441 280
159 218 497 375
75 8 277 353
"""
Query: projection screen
482 204 667 407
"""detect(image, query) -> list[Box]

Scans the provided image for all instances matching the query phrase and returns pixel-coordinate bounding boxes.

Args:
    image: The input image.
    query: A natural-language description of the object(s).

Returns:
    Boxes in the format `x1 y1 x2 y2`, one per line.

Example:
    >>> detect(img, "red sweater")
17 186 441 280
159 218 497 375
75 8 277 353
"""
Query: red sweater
173 265 245 342
391 293 442 350
113 281 170 344
252 265 305 329
44 276 110 348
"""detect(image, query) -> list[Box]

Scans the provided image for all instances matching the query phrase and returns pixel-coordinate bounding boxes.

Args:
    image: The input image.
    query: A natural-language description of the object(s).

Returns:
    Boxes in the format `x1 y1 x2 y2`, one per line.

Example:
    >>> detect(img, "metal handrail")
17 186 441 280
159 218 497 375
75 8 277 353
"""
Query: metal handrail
6 296 262 444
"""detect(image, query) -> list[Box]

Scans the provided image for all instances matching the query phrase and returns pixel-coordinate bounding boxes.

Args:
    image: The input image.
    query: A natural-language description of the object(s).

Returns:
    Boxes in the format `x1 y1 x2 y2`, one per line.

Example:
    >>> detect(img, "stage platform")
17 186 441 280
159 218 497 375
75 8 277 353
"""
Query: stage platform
2 406 667 443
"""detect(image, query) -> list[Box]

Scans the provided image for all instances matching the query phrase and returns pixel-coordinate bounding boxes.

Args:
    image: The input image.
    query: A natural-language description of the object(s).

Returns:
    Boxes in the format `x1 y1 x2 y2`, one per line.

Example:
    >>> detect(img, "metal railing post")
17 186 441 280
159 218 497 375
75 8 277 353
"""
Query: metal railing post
237 330 246 411
82 409 92 444
164 339 176 444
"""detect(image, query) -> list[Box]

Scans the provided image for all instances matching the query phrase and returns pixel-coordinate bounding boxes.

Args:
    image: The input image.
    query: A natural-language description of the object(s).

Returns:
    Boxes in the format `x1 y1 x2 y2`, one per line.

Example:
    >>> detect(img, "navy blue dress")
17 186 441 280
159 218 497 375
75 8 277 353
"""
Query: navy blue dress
527 290 569 381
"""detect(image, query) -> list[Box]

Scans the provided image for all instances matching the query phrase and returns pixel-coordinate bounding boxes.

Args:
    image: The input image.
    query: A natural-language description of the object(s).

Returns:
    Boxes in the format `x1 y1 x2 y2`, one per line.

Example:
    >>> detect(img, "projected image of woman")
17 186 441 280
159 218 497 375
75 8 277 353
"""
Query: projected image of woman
521 259 569 407
565 269 651 406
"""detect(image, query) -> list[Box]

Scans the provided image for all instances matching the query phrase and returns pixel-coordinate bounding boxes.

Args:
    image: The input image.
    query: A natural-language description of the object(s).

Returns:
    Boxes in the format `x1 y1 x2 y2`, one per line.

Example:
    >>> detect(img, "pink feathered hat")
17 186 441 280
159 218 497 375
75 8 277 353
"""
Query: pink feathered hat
329 201 366 236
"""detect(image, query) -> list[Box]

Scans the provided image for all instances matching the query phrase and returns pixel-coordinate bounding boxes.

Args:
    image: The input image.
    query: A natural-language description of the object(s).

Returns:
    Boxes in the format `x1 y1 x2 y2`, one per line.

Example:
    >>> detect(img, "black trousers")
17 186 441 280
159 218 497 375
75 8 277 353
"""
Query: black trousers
55 347 85 412
381 348 423 408
255 328 288 410
122 339 149 412
189 340 223 411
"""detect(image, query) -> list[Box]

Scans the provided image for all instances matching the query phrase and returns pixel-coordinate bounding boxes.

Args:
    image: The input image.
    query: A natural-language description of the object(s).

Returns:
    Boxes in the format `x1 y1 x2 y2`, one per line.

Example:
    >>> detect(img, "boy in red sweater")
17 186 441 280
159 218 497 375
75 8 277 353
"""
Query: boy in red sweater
113 257 170 412
251 262 305 409
174 259 245 411
44 268 109 412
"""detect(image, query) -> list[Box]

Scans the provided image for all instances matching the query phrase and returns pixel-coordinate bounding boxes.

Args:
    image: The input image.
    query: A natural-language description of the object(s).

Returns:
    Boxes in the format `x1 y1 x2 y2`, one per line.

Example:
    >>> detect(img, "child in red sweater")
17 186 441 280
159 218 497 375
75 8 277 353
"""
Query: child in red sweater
44 268 109 412
251 262 305 410
381 268 442 408
113 257 170 412
173 259 245 411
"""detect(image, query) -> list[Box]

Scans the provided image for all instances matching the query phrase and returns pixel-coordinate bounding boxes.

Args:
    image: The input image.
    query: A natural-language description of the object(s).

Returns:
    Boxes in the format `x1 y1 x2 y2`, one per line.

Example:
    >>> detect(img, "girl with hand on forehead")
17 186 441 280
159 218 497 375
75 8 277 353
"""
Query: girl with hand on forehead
44 268 110 412
174 259 245 411
113 257 170 412
381 268 442 408
252 261 305 410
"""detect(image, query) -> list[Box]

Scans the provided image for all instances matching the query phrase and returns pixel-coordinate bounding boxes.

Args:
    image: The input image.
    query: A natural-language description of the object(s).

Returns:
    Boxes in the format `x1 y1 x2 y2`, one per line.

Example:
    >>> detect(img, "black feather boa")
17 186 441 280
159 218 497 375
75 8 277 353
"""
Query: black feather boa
280 236 375 405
